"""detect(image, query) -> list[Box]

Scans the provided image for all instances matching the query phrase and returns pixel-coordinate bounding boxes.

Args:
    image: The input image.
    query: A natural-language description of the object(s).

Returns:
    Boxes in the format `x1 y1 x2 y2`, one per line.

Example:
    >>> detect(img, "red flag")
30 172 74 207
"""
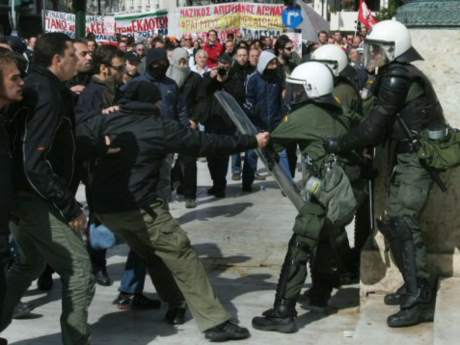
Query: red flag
358 0 379 29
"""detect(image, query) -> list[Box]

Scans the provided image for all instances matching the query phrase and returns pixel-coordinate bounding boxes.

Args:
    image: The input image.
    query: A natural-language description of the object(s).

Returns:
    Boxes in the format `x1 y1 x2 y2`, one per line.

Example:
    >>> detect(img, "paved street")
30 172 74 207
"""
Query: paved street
3 160 359 345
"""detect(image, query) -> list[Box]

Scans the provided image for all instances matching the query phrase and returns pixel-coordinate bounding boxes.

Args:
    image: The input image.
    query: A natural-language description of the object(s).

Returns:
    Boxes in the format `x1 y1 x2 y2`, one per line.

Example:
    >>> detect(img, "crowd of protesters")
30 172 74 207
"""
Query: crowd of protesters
0 25 372 345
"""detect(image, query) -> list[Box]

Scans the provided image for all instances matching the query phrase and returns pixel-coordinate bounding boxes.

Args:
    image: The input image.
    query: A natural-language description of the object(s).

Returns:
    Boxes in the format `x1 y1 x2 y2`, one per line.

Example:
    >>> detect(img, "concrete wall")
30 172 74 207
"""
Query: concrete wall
360 29 460 298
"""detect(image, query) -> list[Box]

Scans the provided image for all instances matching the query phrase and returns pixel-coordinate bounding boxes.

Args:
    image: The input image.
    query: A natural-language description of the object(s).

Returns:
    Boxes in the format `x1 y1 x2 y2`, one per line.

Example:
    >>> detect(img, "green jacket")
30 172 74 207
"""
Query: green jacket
333 80 363 127
271 100 351 172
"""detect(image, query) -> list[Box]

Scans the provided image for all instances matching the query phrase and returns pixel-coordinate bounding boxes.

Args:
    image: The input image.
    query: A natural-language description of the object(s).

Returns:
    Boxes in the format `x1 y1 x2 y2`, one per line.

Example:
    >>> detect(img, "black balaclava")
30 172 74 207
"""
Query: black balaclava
146 48 169 80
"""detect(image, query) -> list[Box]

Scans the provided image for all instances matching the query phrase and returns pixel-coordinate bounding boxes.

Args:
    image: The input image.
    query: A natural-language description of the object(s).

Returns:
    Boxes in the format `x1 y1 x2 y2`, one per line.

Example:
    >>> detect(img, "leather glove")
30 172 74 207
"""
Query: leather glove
324 137 341 154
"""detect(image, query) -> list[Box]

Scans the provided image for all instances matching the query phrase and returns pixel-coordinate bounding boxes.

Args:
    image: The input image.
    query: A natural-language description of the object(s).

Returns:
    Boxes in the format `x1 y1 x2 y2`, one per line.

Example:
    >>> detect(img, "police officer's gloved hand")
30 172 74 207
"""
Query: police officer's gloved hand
324 137 341 154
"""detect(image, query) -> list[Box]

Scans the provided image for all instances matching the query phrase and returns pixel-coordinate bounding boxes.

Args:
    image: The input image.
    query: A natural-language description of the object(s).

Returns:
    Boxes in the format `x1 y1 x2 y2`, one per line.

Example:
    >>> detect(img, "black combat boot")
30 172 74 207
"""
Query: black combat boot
387 279 434 327
378 217 407 306
384 284 406 306
385 218 434 327
252 298 298 333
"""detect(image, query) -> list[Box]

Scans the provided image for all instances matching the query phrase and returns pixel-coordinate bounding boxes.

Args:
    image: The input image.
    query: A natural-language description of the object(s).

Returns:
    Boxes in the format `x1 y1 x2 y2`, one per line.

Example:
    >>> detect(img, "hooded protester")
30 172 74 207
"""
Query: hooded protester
244 50 293 184
244 50 284 131
166 47 191 89
130 48 189 126
168 47 202 208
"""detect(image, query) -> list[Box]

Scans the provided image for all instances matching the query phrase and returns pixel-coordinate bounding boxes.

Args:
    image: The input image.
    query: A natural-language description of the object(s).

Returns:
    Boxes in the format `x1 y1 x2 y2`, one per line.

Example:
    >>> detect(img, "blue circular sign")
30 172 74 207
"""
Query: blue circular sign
282 6 303 29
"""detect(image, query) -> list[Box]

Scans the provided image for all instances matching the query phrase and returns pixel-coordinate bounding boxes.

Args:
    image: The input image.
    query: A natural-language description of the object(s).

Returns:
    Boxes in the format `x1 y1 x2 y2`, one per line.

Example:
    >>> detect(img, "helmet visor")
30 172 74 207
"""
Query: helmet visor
363 39 395 72
285 80 309 109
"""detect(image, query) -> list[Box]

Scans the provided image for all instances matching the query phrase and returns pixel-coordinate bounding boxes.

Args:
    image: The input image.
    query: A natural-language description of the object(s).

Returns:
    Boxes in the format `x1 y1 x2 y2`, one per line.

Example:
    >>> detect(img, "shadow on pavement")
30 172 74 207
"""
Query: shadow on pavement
176 202 253 225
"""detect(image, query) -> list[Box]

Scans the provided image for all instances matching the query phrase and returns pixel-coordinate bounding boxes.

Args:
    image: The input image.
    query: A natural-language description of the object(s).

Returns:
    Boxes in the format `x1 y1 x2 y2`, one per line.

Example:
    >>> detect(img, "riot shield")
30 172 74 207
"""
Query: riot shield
215 90 305 212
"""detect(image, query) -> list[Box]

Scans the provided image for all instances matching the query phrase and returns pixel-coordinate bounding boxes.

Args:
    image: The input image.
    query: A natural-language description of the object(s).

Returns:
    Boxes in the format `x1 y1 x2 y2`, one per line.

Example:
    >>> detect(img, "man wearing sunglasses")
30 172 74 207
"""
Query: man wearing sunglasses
74 45 126 288
75 45 125 122
275 35 299 77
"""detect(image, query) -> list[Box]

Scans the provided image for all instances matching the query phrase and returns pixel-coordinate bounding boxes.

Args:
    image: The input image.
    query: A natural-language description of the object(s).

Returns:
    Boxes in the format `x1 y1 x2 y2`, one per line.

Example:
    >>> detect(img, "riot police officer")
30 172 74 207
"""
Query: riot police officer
325 19 445 327
252 62 367 333
305 44 368 308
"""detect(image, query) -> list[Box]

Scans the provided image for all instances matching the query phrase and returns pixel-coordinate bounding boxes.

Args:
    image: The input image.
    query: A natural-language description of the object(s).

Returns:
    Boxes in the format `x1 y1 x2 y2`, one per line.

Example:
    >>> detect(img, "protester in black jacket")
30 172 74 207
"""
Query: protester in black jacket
76 80 269 342
77 44 183 316
0 48 25 345
0 33 94 345
195 53 244 198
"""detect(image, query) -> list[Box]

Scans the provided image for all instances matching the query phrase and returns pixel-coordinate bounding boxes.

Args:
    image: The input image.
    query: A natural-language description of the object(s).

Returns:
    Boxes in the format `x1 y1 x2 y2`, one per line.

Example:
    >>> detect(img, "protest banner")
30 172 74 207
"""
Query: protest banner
86 15 117 43
43 10 76 38
43 10 168 42
115 10 168 41
179 2 285 40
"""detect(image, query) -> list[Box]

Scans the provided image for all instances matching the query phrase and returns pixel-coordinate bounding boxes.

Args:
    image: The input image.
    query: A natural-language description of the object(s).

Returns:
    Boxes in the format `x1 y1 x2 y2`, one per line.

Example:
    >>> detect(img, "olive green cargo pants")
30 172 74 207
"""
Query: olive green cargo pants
280 176 368 300
386 153 432 280
97 201 231 332
0 192 95 345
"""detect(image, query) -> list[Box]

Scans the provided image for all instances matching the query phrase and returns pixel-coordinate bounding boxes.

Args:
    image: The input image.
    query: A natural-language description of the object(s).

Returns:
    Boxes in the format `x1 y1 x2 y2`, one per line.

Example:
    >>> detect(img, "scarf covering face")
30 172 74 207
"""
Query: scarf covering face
166 47 191 88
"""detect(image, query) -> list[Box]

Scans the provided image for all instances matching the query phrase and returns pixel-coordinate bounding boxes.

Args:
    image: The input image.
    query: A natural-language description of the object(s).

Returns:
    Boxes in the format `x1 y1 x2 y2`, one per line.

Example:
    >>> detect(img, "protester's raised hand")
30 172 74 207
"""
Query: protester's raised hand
256 132 270 149
102 105 120 115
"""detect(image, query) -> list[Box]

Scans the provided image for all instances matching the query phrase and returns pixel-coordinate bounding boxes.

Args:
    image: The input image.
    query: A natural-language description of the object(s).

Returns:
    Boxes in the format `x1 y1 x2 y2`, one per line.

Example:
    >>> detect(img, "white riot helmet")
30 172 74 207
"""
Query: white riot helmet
364 19 422 72
286 62 334 104
311 44 348 77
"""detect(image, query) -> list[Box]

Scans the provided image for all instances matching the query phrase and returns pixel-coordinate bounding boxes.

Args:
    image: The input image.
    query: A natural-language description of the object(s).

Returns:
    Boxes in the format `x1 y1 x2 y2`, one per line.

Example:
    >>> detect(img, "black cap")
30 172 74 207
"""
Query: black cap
122 80 162 104
218 53 233 64
146 48 167 66
125 52 142 64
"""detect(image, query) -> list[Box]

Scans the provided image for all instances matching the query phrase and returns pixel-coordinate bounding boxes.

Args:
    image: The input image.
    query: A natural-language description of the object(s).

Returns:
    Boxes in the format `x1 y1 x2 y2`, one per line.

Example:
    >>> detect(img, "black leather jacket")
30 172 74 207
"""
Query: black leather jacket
10 65 81 222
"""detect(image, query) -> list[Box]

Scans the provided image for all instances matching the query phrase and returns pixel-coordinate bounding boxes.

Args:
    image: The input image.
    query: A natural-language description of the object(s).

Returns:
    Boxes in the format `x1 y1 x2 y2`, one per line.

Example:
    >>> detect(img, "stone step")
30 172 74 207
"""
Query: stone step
353 294 433 345
433 277 460 345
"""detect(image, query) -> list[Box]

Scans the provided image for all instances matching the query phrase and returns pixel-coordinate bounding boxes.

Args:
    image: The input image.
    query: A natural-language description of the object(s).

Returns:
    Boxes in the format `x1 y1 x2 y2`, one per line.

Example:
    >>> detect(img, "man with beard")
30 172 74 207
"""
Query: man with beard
274 35 300 77
75 45 125 287
167 47 202 208
0 47 25 345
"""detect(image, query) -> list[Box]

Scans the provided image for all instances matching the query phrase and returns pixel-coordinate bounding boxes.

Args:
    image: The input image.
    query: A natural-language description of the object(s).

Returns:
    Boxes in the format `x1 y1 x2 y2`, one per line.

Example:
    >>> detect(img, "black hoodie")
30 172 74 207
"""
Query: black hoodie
76 97 257 213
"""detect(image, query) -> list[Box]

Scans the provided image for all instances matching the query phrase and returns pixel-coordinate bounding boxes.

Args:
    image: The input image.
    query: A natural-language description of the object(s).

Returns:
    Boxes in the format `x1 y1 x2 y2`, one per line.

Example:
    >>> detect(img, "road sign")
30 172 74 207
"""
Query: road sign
282 5 303 29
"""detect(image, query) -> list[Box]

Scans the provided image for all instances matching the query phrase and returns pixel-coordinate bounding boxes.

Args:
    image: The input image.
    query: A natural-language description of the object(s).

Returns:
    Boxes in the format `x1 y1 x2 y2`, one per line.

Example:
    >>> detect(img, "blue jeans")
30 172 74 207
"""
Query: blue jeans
242 150 258 187
231 154 241 175
119 249 146 295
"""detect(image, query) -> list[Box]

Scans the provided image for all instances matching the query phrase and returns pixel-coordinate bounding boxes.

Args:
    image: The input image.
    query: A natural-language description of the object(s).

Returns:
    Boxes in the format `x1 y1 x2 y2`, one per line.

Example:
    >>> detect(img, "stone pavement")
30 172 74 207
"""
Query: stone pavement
3 160 359 345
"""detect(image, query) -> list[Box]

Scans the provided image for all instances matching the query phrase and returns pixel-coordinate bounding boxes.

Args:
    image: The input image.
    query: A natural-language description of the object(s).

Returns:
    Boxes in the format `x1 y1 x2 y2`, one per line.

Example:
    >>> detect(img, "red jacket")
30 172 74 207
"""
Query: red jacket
204 41 224 69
